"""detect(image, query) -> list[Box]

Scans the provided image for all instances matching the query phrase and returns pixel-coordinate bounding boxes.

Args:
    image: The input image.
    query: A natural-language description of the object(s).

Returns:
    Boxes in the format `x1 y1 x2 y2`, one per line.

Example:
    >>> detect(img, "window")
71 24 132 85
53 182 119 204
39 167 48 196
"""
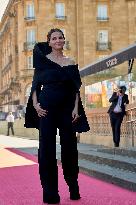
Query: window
97 5 108 20
26 3 35 19
27 56 33 69
27 29 36 42
98 30 108 43
24 29 36 50
55 3 66 19
97 30 110 50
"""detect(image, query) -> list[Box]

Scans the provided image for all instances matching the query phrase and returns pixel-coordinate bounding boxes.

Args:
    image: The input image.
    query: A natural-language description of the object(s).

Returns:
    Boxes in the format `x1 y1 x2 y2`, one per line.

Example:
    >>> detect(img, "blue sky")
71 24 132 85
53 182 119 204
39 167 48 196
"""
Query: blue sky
0 0 9 21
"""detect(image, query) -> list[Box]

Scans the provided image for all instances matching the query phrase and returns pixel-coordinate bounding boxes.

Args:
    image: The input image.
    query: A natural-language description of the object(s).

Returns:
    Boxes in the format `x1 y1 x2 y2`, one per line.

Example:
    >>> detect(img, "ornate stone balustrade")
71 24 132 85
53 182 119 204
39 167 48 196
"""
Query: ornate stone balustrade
20 69 34 79
85 103 136 146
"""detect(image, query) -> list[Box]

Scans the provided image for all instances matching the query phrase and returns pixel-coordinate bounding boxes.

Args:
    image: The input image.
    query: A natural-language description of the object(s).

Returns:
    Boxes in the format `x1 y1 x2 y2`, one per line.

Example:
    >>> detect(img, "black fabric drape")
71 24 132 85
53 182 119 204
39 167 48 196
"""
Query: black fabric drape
24 42 90 133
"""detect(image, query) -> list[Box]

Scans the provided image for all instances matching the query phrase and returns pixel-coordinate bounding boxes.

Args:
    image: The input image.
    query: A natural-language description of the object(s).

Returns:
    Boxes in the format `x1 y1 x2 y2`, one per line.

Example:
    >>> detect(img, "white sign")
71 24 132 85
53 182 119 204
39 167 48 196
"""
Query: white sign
106 57 118 68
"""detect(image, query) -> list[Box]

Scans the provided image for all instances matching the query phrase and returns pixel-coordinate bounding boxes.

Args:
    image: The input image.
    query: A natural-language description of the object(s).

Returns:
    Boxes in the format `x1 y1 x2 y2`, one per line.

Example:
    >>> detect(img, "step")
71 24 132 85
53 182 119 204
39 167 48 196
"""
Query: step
78 150 136 173
56 152 136 191
78 159 136 192
97 147 136 158
56 144 136 192
18 146 136 174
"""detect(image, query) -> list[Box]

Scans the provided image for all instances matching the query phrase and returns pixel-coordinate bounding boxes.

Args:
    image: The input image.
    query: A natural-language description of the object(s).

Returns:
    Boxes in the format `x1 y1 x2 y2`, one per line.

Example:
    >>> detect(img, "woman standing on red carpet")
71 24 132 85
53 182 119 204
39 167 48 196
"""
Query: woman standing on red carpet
25 28 90 204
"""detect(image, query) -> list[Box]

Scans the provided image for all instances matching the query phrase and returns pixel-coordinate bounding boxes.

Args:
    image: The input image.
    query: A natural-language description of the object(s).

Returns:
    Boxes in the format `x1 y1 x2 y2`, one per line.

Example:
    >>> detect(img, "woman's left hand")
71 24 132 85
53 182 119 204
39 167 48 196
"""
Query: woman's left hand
72 107 80 123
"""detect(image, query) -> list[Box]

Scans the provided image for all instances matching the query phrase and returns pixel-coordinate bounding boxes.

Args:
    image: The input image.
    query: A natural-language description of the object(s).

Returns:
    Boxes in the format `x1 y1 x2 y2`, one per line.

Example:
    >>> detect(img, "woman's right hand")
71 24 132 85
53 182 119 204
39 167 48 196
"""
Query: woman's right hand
33 103 48 117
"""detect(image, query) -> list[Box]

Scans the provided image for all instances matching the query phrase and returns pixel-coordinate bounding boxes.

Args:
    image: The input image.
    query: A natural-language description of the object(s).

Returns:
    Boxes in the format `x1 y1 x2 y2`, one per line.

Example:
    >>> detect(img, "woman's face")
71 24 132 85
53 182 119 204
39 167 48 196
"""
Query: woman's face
48 31 65 50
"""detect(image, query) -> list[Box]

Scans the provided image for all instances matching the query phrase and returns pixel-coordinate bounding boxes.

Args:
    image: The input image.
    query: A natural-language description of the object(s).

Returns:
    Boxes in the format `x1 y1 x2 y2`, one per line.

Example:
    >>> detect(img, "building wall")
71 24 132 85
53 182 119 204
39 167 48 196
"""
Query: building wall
78 0 136 65
0 0 136 111
0 0 19 111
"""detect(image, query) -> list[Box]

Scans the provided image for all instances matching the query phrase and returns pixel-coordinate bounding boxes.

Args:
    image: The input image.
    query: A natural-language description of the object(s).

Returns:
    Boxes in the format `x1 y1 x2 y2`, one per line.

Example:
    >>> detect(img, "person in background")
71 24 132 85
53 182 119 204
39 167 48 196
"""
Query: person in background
108 86 129 147
18 112 22 119
6 112 15 136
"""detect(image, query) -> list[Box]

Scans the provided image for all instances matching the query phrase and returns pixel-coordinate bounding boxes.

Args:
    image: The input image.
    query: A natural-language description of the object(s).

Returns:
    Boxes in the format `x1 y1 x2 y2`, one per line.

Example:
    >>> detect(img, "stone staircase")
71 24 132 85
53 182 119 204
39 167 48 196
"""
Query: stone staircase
57 144 136 191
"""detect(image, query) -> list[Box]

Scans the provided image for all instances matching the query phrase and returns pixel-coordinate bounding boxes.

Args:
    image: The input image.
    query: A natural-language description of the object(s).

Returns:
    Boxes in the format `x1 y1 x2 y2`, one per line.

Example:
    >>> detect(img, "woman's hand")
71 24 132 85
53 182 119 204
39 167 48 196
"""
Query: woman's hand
33 103 48 117
72 106 80 123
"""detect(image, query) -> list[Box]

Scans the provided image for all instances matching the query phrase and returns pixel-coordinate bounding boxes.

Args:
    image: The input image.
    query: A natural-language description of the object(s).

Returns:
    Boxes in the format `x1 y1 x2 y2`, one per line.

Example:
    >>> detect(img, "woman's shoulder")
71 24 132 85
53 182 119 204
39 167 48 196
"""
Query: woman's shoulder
65 56 75 64
66 57 75 65
64 56 77 66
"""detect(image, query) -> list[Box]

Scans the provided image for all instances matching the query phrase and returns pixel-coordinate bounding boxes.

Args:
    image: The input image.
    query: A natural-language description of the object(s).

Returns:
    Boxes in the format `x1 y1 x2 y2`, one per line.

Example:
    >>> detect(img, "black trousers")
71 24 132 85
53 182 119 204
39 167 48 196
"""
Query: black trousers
38 106 79 197
7 122 14 136
109 112 124 145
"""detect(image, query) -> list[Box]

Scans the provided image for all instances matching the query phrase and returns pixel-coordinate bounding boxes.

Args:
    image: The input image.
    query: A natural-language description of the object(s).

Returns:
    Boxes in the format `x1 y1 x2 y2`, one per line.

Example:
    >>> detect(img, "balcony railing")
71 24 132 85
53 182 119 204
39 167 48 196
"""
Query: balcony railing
20 69 34 79
96 41 111 51
24 41 36 51
24 16 36 21
97 17 109 21
9 78 21 92
55 15 67 20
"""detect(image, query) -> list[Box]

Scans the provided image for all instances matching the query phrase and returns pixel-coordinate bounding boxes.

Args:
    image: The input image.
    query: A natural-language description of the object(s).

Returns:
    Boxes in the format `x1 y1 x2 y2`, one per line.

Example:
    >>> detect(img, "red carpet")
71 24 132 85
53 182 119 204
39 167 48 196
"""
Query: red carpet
0 148 136 205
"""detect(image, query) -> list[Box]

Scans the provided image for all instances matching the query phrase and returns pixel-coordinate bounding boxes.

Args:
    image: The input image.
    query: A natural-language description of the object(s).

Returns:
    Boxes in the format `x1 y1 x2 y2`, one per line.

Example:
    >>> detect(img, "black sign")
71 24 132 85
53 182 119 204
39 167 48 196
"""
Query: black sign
80 43 136 77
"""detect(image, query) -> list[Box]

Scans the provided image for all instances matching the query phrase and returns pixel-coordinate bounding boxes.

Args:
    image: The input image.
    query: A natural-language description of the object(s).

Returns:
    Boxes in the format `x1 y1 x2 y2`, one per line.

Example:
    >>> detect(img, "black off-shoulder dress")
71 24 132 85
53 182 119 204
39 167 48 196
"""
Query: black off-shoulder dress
24 42 90 133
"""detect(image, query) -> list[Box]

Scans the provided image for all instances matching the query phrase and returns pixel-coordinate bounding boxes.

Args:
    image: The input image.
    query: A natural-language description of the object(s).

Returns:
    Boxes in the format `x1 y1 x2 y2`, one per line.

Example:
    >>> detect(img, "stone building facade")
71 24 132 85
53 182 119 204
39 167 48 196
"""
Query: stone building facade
0 0 136 112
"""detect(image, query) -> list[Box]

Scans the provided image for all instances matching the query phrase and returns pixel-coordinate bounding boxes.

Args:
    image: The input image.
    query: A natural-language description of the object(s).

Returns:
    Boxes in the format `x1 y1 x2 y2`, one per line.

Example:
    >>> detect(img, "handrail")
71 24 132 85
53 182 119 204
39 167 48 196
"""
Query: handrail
126 118 136 147
126 119 136 123
126 107 136 111
85 105 136 147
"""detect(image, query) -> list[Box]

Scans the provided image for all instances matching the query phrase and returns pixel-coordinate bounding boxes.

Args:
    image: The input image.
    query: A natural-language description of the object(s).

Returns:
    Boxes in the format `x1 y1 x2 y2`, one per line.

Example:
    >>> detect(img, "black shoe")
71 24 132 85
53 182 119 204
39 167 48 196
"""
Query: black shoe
114 143 119 147
43 194 60 204
69 183 81 200
70 192 81 200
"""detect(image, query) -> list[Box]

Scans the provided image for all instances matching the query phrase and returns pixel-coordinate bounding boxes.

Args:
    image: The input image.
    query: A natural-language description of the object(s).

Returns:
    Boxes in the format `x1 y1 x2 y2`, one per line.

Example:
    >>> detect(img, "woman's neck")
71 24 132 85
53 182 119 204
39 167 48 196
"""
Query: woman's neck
50 49 64 58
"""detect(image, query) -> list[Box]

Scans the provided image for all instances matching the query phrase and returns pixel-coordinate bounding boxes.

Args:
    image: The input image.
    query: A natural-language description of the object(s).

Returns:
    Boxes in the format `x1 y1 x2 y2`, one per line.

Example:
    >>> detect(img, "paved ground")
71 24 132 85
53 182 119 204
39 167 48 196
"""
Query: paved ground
0 134 136 205
0 134 39 148
0 134 105 154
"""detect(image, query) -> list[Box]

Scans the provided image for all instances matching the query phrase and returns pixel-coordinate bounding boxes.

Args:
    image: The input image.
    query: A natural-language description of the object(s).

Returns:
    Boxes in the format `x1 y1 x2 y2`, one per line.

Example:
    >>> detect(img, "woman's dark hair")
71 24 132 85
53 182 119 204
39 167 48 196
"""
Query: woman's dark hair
47 28 65 42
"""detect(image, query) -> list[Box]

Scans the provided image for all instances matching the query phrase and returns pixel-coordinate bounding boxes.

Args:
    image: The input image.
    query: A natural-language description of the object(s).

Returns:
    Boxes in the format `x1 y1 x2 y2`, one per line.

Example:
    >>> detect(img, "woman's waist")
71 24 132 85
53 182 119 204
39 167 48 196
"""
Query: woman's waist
42 82 74 91
39 86 76 101
42 80 70 86
39 91 75 109
40 89 75 99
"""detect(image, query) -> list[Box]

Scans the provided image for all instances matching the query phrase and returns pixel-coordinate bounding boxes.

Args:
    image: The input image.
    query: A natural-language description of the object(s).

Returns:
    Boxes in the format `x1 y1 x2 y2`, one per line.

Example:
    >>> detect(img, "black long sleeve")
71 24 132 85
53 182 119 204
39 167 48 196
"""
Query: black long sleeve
29 68 42 98
109 92 118 103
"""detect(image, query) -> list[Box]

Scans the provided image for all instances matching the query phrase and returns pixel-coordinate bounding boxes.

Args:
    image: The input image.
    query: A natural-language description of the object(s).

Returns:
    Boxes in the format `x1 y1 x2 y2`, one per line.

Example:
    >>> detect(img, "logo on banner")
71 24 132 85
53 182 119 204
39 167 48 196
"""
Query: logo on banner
106 57 118 68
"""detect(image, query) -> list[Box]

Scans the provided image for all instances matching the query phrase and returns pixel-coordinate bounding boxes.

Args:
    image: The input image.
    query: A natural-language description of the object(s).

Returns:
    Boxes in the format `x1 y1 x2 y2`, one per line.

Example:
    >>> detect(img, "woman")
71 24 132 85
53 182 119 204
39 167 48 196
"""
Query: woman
25 28 90 204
